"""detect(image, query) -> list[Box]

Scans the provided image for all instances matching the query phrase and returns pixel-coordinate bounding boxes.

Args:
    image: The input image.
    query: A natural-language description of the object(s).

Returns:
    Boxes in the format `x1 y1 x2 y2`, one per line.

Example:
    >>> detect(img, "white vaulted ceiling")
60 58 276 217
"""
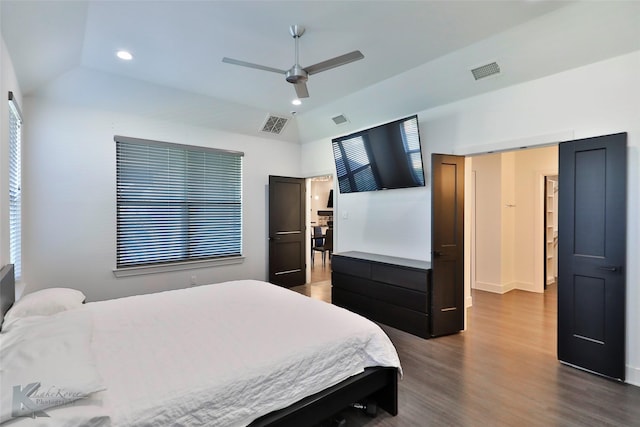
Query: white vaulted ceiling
2 1 639 143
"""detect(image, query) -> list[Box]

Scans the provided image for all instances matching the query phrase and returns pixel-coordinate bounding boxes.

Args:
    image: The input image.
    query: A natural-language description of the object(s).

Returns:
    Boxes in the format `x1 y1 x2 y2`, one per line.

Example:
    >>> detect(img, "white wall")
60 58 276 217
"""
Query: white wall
331 187 430 260
22 99 301 302
0 36 22 269
472 153 503 290
300 51 640 385
513 146 558 292
500 152 516 289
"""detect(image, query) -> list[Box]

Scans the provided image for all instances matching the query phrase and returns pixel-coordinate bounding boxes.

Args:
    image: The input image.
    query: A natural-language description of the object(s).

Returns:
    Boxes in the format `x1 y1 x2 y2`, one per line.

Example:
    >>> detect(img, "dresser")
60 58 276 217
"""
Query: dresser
331 251 433 338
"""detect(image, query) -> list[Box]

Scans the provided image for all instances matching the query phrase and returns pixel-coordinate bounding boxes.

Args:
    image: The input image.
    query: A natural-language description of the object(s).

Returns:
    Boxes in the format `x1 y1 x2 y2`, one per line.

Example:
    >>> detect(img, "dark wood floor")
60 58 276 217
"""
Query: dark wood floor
310 254 332 284
290 282 640 426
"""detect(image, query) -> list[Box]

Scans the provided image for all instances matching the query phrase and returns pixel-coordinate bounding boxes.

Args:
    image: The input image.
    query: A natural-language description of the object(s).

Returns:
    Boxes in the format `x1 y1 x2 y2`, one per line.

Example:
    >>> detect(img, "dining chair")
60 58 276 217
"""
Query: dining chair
312 228 333 267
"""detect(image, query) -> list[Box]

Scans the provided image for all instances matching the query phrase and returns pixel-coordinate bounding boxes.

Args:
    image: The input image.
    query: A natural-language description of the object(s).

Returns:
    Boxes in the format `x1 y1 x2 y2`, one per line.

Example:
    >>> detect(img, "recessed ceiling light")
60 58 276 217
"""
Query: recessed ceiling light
291 99 302 106
116 50 133 61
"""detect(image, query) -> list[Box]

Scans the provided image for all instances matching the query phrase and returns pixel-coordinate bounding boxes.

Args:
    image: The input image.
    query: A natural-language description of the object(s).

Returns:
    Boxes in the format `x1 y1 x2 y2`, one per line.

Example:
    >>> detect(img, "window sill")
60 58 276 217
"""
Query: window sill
113 256 245 277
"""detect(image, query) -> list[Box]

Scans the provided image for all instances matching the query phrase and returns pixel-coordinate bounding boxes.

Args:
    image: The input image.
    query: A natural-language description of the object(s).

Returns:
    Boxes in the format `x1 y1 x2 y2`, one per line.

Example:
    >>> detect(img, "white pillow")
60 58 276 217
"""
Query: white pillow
3 288 86 327
0 309 106 423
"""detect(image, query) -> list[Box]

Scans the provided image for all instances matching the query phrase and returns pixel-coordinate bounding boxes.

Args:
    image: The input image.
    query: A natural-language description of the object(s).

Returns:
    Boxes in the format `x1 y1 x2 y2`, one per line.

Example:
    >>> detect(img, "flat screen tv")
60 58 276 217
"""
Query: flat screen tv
331 115 425 193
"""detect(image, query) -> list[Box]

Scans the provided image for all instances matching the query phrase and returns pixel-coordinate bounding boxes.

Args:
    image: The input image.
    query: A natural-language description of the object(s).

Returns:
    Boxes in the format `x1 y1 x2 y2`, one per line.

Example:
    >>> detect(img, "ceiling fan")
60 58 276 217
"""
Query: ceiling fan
222 25 364 99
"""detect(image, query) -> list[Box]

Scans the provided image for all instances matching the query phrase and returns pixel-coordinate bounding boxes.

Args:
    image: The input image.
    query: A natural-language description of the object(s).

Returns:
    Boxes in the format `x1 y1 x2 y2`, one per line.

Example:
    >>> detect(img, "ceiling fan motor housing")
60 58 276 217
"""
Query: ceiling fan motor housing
286 64 308 84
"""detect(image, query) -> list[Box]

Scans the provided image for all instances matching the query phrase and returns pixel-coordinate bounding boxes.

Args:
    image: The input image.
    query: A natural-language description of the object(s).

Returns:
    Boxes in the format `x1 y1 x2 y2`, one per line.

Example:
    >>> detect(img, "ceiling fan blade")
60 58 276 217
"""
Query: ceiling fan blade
304 50 364 75
294 82 309 98
222 57 287 75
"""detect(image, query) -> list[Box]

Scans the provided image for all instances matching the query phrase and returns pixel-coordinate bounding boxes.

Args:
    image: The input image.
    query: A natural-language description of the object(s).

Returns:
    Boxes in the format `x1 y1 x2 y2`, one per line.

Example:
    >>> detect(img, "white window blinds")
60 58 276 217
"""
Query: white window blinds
8 92 22 280
115 136 243 268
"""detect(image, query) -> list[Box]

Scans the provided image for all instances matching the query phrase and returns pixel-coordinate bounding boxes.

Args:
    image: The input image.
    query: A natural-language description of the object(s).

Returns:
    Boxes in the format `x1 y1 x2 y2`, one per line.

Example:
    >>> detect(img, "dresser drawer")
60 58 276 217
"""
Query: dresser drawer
332 288 430 339
371 263 428 292
332 256 371 279
332 272 428 313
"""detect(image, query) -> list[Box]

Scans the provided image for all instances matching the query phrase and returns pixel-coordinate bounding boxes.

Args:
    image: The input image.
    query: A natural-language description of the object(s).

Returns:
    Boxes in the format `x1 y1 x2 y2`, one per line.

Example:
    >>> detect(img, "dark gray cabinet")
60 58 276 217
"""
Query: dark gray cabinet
331 251 434 338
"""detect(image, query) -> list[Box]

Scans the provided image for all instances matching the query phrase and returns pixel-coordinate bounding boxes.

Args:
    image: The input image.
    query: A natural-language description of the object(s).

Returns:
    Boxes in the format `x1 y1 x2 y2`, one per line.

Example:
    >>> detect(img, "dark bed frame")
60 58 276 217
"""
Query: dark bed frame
0 264 15 330
0 264 398 426
250 366 397 426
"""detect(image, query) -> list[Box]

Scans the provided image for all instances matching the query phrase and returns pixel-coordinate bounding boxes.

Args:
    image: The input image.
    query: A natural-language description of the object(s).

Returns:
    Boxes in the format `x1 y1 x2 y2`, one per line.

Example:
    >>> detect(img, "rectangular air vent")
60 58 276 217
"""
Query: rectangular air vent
471 61 501 80
260 114 289 134
331 114 349 126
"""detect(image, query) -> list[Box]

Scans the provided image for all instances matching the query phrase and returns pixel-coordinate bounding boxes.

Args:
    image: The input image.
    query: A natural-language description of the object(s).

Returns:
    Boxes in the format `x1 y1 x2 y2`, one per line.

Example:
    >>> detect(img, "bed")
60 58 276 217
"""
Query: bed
0 264 400 426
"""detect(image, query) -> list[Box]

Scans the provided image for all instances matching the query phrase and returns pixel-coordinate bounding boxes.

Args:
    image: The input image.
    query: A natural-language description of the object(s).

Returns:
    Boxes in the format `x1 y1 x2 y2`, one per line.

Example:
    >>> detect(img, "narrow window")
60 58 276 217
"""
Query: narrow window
8 92 22 280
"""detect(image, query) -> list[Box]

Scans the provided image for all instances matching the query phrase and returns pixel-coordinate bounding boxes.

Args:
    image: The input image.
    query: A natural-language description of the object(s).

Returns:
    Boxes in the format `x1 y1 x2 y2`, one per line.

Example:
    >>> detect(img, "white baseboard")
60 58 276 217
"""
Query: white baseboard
513 281 541 293
626 365 640 387
473 281 516 294
473 281 541 294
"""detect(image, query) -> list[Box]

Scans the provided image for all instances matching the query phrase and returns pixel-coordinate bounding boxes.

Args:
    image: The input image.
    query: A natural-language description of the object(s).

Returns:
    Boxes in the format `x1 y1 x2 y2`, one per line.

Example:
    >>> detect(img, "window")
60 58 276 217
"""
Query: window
115 136 243 269
8 92 22 281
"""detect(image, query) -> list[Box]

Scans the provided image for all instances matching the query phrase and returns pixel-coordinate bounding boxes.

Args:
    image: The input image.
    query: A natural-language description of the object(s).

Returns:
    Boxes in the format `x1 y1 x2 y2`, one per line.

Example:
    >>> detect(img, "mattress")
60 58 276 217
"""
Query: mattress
1 280 400 426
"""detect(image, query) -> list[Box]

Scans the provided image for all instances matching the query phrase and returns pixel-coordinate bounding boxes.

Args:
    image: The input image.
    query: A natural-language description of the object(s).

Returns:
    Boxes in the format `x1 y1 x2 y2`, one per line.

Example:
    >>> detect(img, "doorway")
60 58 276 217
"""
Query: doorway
469 145 558 295
307 175 334 284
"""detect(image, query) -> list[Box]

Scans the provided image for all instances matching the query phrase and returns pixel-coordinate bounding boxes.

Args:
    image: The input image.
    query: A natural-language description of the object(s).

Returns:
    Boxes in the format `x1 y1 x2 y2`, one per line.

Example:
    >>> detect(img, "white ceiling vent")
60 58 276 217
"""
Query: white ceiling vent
331 114 349 126
471 61 501 80
260 114 289 135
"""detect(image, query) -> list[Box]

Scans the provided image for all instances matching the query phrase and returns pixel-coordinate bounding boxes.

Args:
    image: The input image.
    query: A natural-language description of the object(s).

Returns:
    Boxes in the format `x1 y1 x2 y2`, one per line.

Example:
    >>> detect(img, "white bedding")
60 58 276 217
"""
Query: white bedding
0 310 106 425
2 280 400 426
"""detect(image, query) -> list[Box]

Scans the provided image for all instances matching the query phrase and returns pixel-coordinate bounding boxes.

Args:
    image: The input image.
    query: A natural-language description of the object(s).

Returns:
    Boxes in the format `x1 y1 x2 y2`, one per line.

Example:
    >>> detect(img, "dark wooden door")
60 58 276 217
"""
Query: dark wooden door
558 133 626 380
431 154 465 337
268 176 306 287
